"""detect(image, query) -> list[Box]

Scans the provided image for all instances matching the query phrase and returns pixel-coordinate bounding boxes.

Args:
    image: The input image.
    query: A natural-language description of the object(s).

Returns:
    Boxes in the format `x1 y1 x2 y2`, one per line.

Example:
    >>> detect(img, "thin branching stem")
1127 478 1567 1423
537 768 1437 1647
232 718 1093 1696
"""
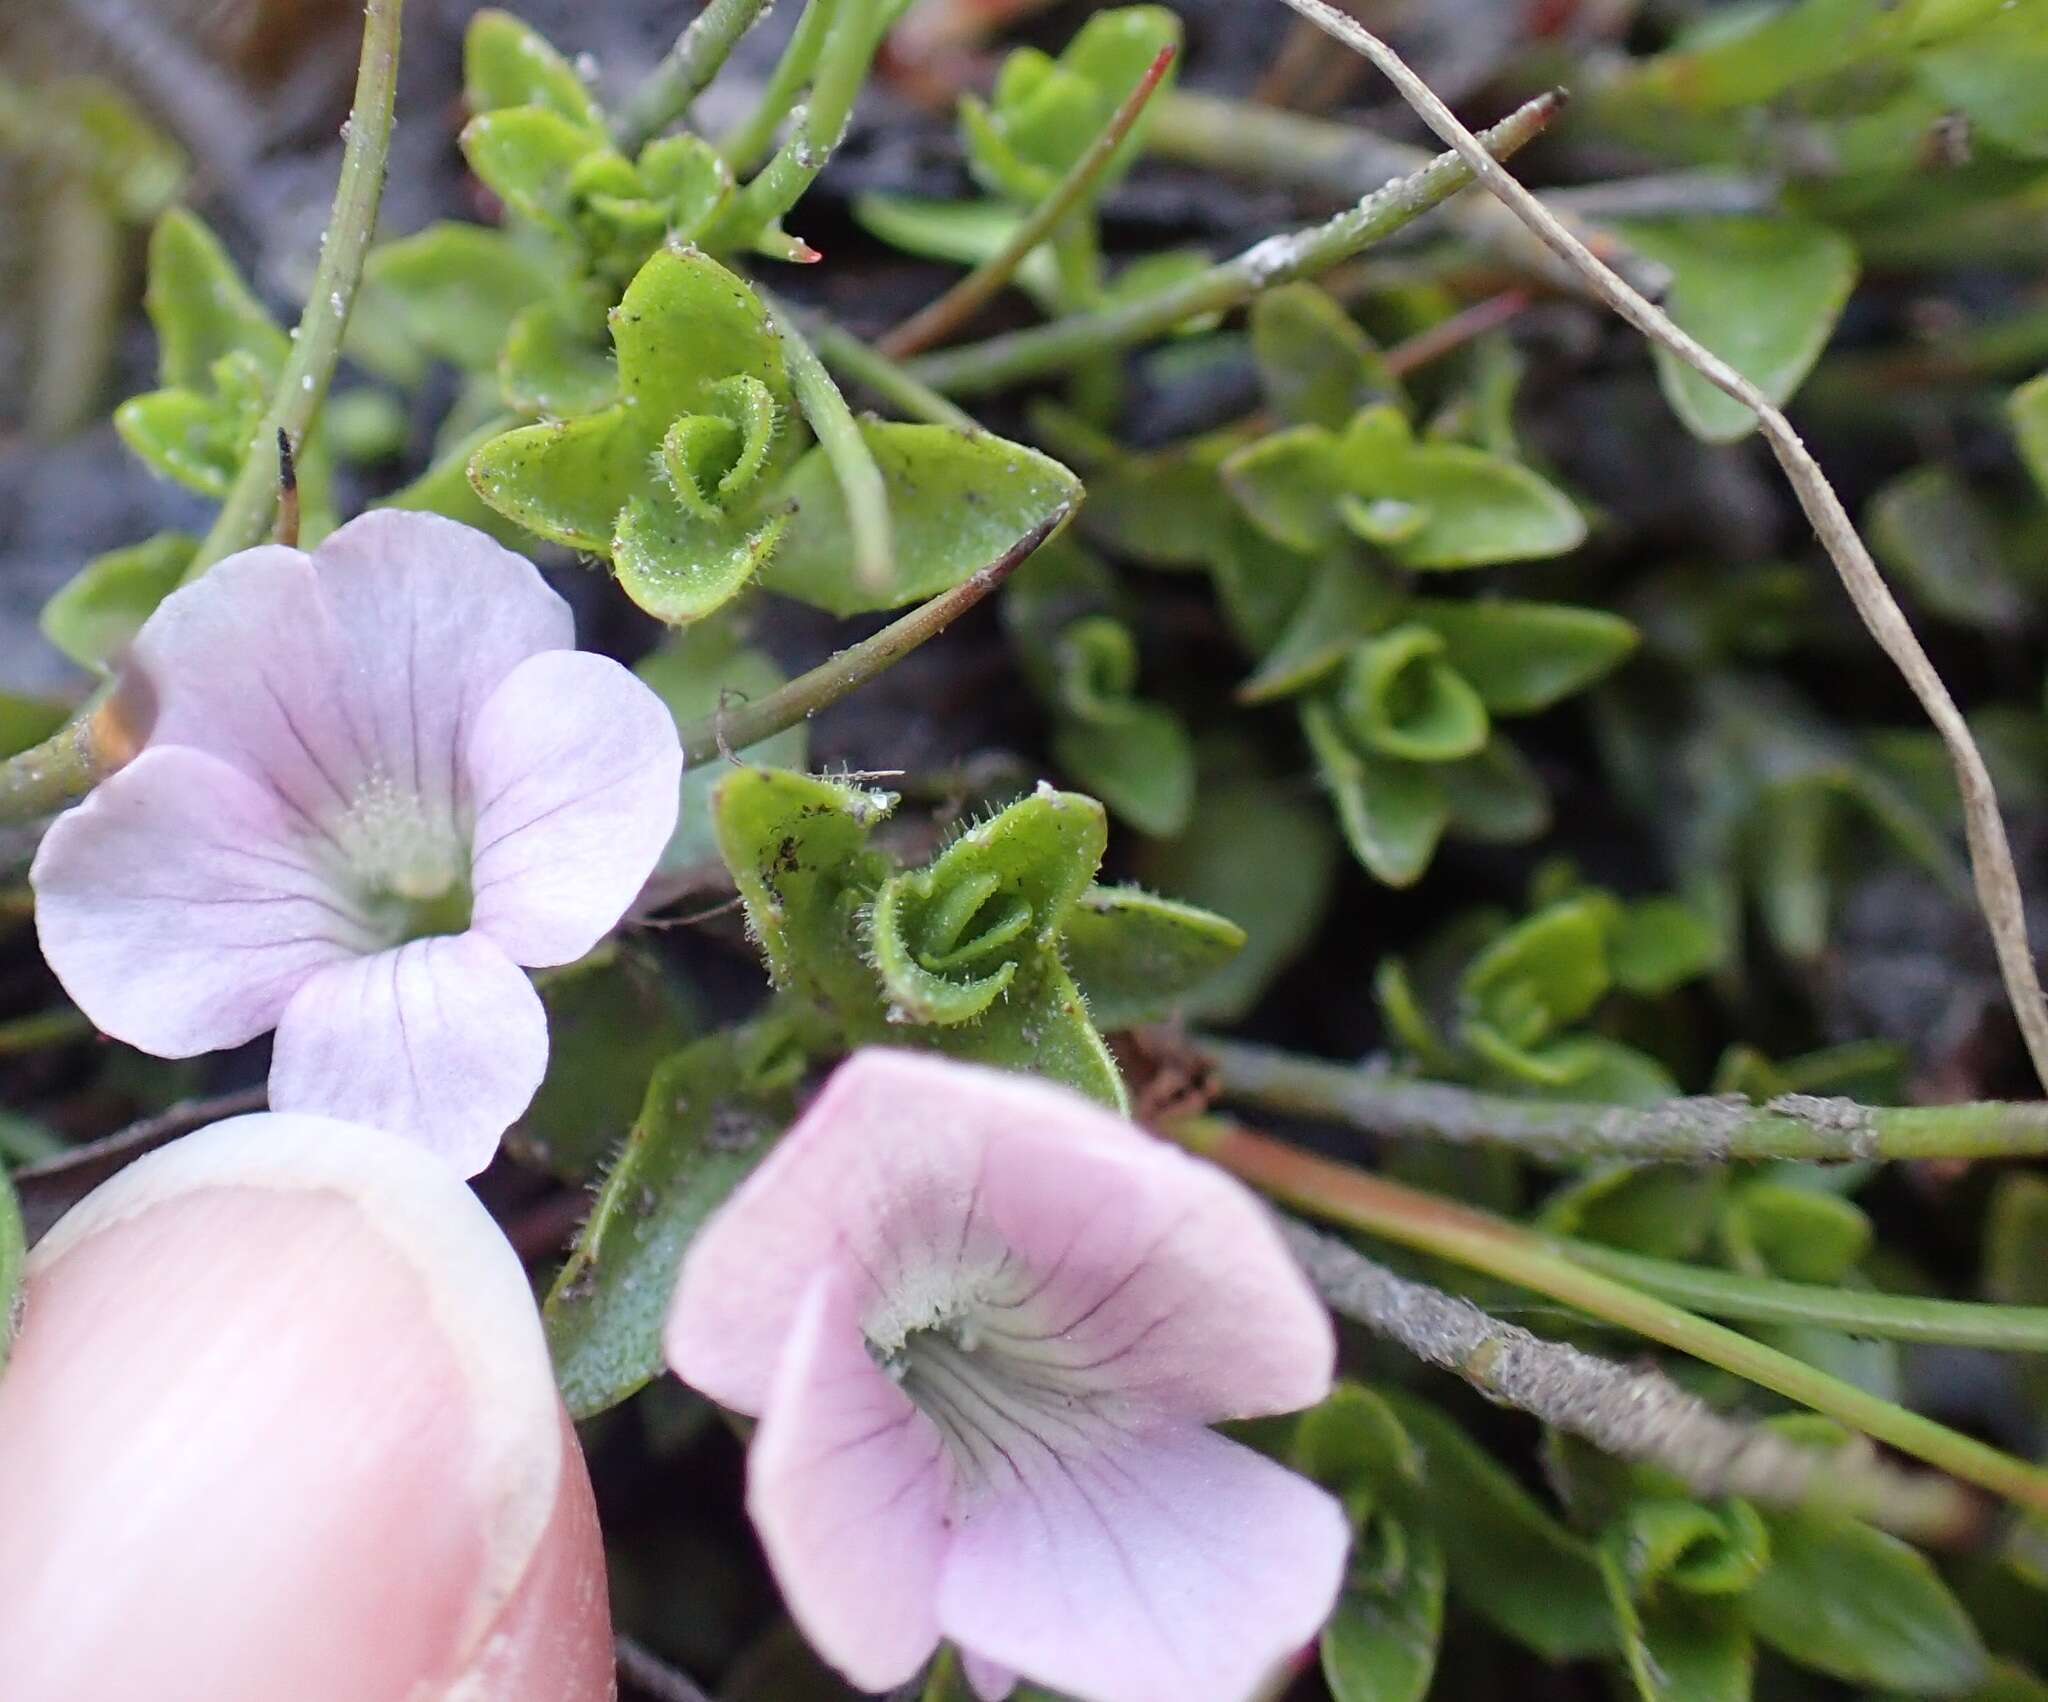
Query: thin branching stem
1172 1115 2048 1515
907 90 1563 396
1284 1218 1979 1543
1273 0 2048 1091
877 44 1178 359
794 307 981 429
614 0 774 154
673 506 1069 767
1201 1036 2048 1162
184 0 404 581
719 0 838 174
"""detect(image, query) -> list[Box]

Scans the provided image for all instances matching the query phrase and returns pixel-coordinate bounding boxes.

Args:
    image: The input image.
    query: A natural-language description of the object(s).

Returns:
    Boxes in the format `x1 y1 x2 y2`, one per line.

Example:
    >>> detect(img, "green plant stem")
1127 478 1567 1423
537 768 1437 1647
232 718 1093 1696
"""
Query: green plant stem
719 0 838 174
907 89 1562 396
673 503 1069 766
712 0 884 252
0 1162 21 1370
182 0 403 581
0 713 122 825
1173 1116 2048 1514
615 0 774 153
1568 1243 2048 1350
770 301 892 594
794 307 980 429
878 43 1176 359
1201 1034 2048 1162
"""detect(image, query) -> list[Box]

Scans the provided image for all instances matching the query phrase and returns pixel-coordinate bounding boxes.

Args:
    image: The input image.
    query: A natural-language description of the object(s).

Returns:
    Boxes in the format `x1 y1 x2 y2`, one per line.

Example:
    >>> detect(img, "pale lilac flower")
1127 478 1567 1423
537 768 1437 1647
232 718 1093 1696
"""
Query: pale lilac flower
665 1050 1348 1702
31 512 681 1174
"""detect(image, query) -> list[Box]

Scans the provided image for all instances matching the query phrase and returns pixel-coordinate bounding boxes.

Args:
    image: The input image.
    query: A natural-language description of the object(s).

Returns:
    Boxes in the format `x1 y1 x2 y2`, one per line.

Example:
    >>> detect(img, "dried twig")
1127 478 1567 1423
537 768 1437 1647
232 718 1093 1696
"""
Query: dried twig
1272 0 2048 1093
1284 1216 1980 1544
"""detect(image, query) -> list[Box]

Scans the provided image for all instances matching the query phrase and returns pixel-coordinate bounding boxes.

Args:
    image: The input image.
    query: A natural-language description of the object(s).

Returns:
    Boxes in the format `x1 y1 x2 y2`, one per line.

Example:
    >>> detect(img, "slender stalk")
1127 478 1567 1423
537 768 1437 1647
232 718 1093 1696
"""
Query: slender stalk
878 44 1177 359
182 0 404 581
1274 0 2048 1095
1201 1035 2048 1162
0 1163 21 1370
1382 287 1530 377
674 505 1069 766
770 300 892 594
795 307 981 429
1567 1243 2048 1351
1286 1218 1977 1542
615 1636 714 1702
0 706 132 825
615 0 775 154
711 0 885 252
907 90 1562 396
1176 1116 2048 1514
719 0 838 175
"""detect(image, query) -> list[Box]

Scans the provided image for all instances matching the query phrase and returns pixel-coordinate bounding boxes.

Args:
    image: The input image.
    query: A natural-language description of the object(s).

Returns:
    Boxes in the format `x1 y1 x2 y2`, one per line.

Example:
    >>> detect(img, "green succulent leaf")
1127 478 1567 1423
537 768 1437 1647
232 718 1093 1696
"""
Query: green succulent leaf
363 222 559 374
383 416 540 547
1868 465 2030 632
2009 370 2048 502
143 208 287 390
470 244 799 623
1739 1508 1988 1693
1459 895 1613 1050
870 787 1106 1025
461 104 606 230
1539 1164 1726 1261
1335 406 1588 570
760 423 1082 616
1601 1538 1755 1702
1721 1180 1872 1284
1337 624 1492 764
1609 896 1722 995
543 1023 801 1419
1411 598 1640 715
1611 217 1858 444
499 293 619 418
1138 766 1341 1024
959 5 1181 203
1324 1524 1446 1702
1057 884 1245 1028
1434 737 1552 845
40 530 194 673
713 766 897 1026
1379 1390 1617 1661
1080 432 1250 571
463 7 604 131
1303 700 1449 887
1051 707 1196 839
1252 282 1405 431
1220 425 1352 554
1238 558 1402 705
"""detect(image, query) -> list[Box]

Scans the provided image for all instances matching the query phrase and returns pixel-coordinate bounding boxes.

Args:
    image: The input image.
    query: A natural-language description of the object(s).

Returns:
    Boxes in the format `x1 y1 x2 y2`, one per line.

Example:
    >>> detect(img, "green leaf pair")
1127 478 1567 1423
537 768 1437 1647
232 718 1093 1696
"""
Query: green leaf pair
712 767 1244 1109
958 6 1181 205
469 244 1081 625
111 211 288 502
1005 543 1195 837
1377 879 1719 1100
1222 403 1587 571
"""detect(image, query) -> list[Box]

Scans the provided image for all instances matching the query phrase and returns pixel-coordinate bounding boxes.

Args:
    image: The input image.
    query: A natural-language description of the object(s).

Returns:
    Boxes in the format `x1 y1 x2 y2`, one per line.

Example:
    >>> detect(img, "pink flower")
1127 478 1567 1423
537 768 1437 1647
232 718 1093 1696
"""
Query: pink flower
664 1050 1347 1702
31 512 682 1174
0 1111 614 1700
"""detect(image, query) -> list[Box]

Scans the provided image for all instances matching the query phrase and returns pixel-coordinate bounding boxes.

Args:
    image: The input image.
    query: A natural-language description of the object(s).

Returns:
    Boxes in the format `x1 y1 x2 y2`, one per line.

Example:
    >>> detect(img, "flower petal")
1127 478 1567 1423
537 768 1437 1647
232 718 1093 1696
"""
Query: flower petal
465 649 682 967
666 1051 1332 1423
937 1427 1348 1702
310 511 573 828
129 545 367 831
0 1112 601 1701
748 1269 950 1693
31 745 365 1055
963 1652 1019 1700
269 933 547 1175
